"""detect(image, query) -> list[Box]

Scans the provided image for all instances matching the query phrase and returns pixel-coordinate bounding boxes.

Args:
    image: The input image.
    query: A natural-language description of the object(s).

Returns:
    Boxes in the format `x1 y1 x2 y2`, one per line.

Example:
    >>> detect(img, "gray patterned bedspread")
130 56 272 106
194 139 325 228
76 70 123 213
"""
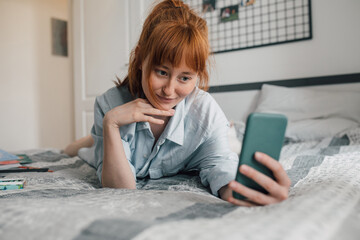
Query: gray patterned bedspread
1 128 360 240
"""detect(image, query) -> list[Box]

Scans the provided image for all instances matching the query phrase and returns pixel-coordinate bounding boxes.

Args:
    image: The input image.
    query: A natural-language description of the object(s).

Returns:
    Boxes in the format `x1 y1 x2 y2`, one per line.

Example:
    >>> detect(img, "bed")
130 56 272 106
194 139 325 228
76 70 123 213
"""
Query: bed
1 73 360 240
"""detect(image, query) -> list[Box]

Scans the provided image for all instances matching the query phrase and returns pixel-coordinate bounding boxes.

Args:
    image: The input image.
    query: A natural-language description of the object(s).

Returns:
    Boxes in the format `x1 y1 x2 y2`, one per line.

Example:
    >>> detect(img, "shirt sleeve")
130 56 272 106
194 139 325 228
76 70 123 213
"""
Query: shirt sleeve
91 98 136 184
185 121 239 197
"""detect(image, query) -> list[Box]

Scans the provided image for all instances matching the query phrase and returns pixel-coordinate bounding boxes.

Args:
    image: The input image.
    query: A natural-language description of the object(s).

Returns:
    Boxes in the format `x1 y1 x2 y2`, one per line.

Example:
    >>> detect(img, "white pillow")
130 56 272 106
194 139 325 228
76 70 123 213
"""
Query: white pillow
254 84 360 141
286 117 358 141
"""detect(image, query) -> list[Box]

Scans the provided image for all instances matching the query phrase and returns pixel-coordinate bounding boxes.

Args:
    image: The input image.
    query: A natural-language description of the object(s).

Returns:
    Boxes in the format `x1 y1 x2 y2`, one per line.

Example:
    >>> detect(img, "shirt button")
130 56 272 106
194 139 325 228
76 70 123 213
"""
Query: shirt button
143 154 148 158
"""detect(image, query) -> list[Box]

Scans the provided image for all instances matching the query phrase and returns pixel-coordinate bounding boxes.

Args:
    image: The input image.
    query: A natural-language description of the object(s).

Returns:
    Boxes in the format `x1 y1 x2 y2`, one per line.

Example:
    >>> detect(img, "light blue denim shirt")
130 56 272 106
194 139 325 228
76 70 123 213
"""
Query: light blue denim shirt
80 85 238 196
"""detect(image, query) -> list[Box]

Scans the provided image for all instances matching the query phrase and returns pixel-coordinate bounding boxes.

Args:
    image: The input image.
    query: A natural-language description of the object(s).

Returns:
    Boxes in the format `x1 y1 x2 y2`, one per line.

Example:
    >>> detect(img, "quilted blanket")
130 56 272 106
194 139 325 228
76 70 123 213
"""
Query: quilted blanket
1 128 360 240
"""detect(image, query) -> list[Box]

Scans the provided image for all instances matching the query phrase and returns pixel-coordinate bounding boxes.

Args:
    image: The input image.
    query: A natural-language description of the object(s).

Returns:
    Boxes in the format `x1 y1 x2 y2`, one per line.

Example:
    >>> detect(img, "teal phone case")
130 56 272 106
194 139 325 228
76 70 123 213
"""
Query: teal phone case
233 112 287 200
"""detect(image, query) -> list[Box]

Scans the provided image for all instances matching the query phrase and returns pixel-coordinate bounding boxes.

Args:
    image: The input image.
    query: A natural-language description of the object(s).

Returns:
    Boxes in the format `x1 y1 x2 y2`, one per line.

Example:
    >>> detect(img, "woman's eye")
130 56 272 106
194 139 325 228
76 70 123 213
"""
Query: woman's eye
179 76 191 82
156 70 167 76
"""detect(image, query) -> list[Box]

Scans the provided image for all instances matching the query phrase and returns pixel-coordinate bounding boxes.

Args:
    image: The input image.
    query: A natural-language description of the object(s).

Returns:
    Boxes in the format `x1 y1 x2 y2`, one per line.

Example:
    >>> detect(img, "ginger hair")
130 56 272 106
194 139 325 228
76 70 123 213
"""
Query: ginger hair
116 0 211 100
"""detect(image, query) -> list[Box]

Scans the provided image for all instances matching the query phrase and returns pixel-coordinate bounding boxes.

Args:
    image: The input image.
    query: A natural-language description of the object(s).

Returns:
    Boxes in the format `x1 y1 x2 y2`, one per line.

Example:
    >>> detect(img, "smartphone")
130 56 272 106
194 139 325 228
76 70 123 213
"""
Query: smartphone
233 112 287 200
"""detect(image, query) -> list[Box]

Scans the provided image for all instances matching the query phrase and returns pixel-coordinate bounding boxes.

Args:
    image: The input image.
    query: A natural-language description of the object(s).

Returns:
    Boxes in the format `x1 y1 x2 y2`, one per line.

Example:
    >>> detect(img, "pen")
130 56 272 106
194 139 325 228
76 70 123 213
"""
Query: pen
0 167 53 173
18 166 53 171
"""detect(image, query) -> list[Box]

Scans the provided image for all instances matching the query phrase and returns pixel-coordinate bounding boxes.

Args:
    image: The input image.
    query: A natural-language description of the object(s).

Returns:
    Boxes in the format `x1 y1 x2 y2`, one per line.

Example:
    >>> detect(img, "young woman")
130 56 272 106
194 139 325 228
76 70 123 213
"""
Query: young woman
65 0 290 207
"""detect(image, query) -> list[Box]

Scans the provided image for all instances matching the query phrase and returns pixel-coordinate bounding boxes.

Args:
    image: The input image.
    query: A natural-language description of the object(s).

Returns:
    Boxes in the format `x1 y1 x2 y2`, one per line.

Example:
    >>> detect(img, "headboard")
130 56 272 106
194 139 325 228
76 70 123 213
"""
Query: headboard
209 73 360 122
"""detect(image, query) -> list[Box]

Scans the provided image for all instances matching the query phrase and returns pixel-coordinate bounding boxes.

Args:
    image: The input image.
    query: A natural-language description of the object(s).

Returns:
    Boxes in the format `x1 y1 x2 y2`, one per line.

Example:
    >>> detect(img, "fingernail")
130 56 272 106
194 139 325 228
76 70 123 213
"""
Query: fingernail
255 152 262 159
169 109 175 114
241 165 249 173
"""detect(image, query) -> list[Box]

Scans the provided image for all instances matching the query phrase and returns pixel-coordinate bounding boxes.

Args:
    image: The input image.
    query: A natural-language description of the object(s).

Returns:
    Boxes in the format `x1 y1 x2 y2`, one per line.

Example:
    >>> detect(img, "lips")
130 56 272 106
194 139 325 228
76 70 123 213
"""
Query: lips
157 95 176 103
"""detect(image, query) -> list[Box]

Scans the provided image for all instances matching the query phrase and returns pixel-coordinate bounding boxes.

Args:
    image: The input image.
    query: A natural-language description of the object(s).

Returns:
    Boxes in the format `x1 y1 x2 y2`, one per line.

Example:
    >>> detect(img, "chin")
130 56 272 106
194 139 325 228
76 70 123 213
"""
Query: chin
157 104 175 111
153 99 178 110
150 95 180 110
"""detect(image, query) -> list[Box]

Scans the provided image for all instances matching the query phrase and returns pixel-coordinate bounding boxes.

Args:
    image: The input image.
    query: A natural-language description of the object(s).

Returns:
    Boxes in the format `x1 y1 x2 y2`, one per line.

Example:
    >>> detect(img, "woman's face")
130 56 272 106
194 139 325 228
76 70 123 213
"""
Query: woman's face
141 57 198 110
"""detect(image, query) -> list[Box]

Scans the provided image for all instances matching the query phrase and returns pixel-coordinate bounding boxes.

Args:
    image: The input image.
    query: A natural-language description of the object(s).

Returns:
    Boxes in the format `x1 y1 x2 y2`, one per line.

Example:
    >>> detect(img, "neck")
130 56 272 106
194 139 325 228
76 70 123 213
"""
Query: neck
150 115 170 143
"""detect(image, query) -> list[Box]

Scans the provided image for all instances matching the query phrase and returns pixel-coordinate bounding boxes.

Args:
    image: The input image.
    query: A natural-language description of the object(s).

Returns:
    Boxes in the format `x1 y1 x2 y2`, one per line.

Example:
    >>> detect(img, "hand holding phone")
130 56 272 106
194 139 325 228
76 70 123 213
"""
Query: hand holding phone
233 112 288 201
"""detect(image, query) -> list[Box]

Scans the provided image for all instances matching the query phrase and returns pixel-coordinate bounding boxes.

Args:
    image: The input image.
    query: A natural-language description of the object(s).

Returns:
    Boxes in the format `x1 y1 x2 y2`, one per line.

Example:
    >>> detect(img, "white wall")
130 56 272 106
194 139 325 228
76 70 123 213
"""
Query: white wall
211 0 360 86
0 0 73 151
1 0 359 151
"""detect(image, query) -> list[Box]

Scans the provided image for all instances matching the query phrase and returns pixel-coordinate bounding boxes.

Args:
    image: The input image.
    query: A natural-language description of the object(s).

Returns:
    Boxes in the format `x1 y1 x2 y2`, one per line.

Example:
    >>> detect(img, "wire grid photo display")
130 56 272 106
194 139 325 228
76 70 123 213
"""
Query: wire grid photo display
184 0 312 54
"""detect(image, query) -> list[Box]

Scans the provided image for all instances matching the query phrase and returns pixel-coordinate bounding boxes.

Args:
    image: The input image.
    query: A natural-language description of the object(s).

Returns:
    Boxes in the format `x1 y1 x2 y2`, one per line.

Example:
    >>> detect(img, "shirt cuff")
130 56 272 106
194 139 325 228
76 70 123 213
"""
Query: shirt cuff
208 170 236 197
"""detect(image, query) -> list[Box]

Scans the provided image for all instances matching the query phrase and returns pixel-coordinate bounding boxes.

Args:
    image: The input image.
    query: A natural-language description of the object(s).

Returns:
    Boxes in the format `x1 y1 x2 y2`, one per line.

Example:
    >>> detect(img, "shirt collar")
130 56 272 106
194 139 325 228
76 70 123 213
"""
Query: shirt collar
120 122 137 142
136 122 148 131
163 99 185 146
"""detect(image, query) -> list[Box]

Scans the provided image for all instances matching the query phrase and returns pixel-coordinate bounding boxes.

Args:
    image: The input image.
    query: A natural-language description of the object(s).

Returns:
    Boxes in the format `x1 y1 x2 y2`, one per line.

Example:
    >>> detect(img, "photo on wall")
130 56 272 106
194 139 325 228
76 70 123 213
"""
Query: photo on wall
240 0 256 7
220 5 239 23
202 0 216 13
51 18 68 57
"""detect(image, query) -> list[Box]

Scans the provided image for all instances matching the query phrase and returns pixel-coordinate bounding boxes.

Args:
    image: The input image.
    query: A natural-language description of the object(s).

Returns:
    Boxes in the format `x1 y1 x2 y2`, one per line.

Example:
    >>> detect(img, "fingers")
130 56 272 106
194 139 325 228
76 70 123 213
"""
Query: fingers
224 152 291 206
143 115 165 125
228 195 258 207
254 152 291 188
143 107 175 117
220 184 258 207
134 99 175 117
238 165 288 203
232 152 290 204
228 180 275 205
129 99 175 125
106 98 176 128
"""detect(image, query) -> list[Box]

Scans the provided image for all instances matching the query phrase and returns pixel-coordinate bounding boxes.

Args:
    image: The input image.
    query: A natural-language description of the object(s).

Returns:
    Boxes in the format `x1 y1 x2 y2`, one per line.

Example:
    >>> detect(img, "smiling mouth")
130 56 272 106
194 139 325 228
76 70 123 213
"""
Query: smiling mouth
157 95 176 102
157 95 175 103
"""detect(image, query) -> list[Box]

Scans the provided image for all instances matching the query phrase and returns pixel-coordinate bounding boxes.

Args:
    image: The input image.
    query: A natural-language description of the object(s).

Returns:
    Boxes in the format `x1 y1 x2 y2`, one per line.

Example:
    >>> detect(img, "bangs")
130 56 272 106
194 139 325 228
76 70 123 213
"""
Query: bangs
145 23 209 73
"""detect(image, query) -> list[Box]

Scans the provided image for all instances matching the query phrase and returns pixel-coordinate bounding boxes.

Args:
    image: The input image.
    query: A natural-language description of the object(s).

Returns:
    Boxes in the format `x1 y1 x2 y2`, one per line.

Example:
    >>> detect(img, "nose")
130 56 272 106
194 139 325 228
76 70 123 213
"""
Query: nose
162 79 175 96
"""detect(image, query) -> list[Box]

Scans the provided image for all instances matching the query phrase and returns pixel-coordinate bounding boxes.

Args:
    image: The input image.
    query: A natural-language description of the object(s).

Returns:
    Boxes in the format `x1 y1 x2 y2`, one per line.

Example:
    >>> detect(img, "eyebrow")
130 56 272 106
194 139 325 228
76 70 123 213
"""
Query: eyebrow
182 71 196 75
159 65 196 75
